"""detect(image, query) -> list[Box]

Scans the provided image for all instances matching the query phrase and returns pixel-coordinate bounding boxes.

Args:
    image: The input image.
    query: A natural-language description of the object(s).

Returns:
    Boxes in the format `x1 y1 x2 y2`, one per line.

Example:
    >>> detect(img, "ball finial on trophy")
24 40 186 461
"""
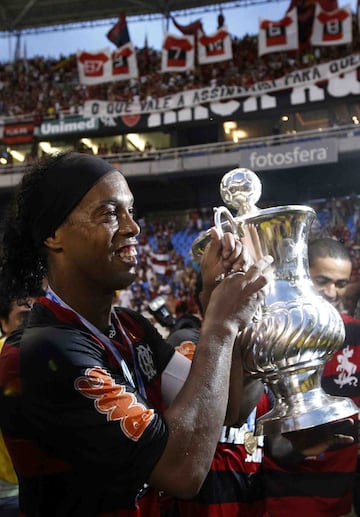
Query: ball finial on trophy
220 167 262 216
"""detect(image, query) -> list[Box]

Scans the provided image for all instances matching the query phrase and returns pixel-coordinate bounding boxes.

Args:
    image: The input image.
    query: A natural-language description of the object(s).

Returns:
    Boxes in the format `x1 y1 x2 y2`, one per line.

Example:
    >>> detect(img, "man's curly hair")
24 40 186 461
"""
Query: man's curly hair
0 152 67 300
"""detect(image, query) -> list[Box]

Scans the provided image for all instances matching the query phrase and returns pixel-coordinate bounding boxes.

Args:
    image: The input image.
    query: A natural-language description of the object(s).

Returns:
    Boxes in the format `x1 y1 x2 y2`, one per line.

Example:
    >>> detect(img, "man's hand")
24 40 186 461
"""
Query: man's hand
283 417 356 457
266 417 357 464
199 227 254 312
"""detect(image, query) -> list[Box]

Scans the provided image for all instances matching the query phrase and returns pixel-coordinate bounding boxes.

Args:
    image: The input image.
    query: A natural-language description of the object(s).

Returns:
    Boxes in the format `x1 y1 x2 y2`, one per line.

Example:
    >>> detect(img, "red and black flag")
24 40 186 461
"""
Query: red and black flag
170 15 203 36
286 0 339 50
107 12 130 48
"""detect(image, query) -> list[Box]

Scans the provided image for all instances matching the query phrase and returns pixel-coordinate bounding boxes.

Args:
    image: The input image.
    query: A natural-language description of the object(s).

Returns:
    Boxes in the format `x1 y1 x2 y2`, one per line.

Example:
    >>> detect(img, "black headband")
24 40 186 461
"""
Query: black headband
32 152 116 245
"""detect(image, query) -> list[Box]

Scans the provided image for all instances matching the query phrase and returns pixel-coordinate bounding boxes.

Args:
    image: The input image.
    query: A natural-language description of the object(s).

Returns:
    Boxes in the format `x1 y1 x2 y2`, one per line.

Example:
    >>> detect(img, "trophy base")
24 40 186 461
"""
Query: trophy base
255 388 358 436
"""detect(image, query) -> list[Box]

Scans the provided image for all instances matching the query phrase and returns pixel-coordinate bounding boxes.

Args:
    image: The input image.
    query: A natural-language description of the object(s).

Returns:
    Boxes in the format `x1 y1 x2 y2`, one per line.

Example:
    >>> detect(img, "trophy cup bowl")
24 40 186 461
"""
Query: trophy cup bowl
192 167 358 436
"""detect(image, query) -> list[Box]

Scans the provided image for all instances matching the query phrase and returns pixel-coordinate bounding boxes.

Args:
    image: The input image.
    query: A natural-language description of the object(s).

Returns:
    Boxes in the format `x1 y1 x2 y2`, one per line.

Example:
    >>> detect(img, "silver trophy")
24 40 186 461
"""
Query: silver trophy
192 167 357 436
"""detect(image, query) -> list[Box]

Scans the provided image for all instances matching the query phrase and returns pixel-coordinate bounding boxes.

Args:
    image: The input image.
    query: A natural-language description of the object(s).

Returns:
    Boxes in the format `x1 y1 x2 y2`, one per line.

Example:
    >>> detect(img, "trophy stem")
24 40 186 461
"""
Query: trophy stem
256 381 358 436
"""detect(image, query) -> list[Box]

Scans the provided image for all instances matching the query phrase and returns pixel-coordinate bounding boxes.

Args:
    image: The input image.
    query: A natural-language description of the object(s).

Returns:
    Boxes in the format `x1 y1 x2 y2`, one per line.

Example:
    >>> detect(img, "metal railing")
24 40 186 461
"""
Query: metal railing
1 123 359 177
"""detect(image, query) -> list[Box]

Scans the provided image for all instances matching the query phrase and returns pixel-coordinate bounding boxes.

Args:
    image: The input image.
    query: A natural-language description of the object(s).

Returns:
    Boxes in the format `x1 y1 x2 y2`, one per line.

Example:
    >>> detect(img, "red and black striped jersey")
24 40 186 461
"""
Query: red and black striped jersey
0 298 175 517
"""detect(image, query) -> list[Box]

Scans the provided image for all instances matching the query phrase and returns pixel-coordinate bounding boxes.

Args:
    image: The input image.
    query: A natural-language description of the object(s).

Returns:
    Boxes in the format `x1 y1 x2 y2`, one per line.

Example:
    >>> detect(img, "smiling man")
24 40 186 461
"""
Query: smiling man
0 294 34 517
308 237 352 311
0 151 273 517
310 237 360 517
261 240 359 517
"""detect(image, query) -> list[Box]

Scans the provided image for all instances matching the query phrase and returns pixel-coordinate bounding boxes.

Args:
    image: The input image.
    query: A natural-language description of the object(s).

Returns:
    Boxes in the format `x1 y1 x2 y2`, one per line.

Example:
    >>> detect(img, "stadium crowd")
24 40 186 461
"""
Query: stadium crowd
0 6 360 516
113 191 360 335
1 5 360 343
0 21 359 121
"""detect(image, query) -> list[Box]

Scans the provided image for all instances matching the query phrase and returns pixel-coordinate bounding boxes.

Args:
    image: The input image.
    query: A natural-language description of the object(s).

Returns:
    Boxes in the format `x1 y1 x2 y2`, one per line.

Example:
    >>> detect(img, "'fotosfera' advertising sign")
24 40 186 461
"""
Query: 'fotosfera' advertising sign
239 138 338 171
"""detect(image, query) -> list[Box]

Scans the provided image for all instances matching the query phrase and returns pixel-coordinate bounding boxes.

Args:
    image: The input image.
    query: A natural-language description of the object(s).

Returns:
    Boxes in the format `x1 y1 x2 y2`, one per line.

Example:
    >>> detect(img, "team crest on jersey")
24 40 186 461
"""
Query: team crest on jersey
334 345 358 388
134 342 157 382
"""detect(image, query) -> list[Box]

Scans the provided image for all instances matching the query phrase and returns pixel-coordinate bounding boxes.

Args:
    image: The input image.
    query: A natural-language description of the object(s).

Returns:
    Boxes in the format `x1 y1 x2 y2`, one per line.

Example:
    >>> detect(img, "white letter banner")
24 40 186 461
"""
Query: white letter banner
258 7 299 56
311 3 352 46
84 53 360 118
77 43 138 85
111 42 138 80
77 48 112 86
197 27 233 64
161 33 195 72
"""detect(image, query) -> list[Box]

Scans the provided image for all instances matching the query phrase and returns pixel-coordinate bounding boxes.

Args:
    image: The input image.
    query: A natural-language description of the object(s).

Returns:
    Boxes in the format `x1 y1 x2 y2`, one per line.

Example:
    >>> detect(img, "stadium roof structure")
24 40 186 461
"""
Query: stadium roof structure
0 0 252 34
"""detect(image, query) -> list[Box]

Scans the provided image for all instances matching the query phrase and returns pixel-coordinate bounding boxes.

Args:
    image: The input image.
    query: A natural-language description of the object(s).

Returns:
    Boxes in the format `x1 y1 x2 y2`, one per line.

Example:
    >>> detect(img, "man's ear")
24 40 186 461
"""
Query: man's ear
43 229 64 252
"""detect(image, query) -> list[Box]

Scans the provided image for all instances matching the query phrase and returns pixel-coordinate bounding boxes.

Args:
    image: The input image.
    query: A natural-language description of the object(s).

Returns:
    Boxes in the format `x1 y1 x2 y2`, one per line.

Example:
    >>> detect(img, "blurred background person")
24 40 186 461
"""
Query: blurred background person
0 294 33 517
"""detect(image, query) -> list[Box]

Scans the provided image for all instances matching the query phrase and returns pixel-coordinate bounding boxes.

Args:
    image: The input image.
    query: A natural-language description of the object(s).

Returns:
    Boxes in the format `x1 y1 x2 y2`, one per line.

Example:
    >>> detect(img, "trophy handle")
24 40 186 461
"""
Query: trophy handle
191 207 245 259
213 206 239 241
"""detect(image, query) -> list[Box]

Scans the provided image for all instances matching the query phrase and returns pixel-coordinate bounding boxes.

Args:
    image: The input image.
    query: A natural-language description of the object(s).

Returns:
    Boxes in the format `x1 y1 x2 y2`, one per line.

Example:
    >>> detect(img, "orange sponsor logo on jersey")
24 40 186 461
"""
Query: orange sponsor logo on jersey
175 341 196 360
75 366 154 441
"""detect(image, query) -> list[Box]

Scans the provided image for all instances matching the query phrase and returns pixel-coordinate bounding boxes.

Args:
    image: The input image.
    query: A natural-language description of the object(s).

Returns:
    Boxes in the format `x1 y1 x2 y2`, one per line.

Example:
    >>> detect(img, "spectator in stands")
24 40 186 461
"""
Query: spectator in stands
143 141 153 154
116 287 134 309
310 237 360 516
309 237 352 312
0 151 273 517
343 281 360 318
168 257 356 517
0 294 33 517
1 22 358 126
263 237 360 516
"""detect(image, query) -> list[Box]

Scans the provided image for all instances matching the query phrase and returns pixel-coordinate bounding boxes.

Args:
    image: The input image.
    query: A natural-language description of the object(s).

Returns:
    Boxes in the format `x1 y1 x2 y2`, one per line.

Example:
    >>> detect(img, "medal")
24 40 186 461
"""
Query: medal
108 325 116 339
244 431 258 454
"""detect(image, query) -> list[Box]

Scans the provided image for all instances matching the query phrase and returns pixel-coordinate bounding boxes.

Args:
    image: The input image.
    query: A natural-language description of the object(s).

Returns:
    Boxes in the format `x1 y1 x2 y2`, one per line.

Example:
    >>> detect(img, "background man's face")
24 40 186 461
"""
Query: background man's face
1 299 33 337
309 256 352 310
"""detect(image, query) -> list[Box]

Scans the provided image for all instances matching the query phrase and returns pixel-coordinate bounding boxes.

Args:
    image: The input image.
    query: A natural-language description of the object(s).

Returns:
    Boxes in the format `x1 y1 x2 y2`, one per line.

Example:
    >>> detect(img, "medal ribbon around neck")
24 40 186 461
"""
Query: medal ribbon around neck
45 286 146 396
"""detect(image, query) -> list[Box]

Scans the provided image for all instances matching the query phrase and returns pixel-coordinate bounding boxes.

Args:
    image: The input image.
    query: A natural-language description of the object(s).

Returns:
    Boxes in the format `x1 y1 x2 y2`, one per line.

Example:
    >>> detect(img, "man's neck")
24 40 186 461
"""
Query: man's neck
46 284 113 331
